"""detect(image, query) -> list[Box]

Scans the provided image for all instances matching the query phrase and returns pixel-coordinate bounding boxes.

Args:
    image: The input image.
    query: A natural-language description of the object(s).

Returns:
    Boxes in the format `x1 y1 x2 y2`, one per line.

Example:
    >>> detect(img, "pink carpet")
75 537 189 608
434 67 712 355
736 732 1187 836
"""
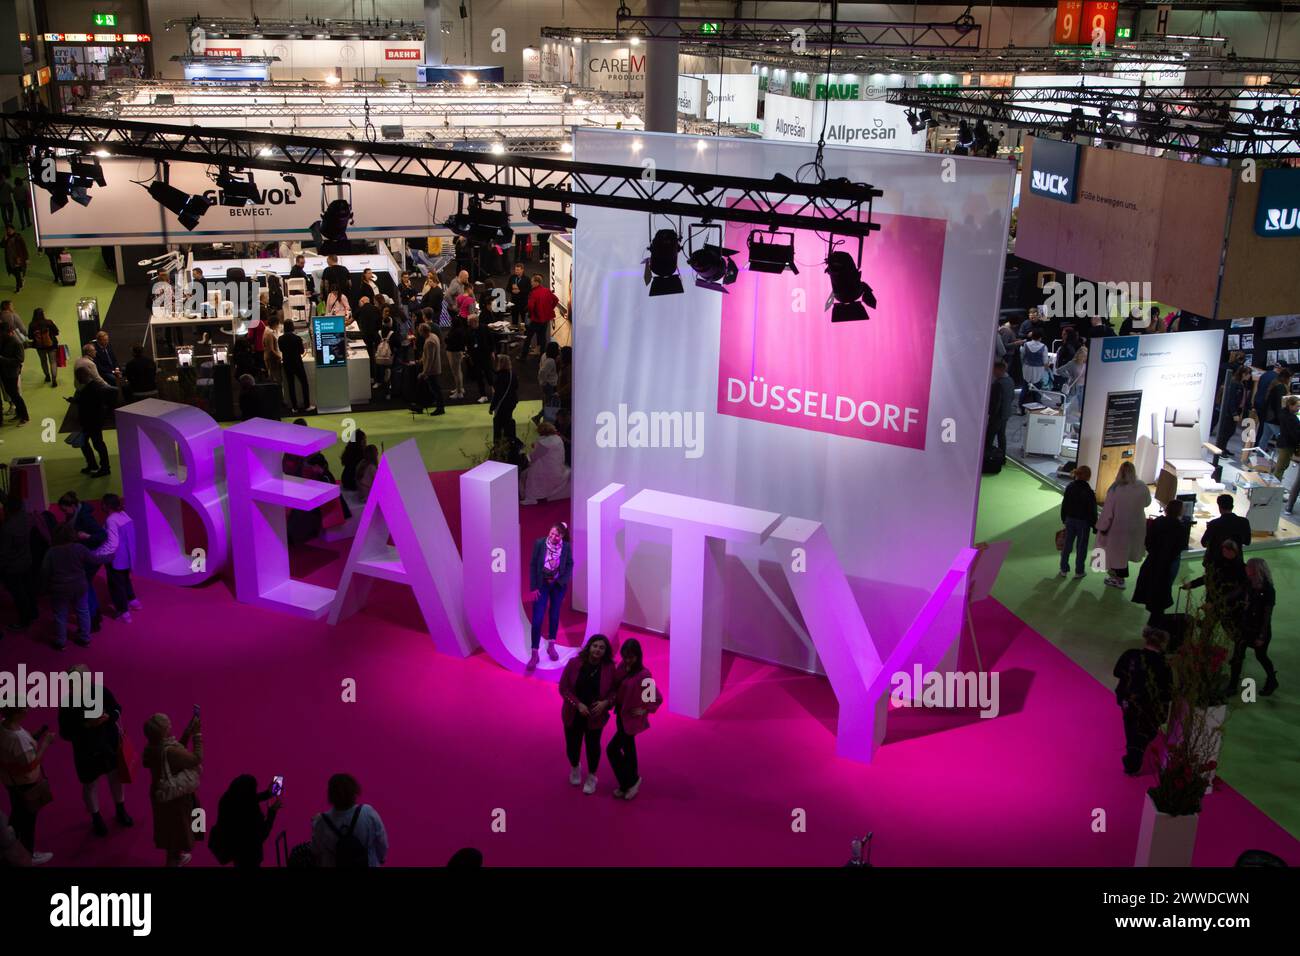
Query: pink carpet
2 471 1296 867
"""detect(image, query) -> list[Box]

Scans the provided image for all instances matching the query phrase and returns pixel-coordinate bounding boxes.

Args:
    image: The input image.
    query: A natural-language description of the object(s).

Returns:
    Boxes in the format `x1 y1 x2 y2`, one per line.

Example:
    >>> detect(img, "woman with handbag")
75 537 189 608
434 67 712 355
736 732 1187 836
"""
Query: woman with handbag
0 705 55 863
558 634 618 795
58 665 133 837
142 711 204 867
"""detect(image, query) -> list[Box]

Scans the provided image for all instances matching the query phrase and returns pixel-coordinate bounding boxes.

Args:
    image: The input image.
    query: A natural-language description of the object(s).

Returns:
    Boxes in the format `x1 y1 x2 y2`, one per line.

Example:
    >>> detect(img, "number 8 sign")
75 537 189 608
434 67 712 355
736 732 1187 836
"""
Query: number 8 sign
1082 1 1118 46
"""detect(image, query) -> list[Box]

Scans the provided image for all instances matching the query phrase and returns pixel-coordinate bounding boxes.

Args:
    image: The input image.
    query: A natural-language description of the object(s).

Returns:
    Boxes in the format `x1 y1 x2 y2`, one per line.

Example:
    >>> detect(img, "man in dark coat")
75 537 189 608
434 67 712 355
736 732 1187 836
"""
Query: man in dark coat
1200 495 1251 569
986 359 1016 454
1113 628 1173 775
1133 499 1191 624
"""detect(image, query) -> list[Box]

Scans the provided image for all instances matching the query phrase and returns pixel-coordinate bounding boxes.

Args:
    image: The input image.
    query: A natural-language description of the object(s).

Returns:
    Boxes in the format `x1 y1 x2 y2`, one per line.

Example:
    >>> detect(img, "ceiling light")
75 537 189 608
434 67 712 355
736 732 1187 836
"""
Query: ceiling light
747 230 798 275
644 228 684 297
824 250 876 322
527 206 578 231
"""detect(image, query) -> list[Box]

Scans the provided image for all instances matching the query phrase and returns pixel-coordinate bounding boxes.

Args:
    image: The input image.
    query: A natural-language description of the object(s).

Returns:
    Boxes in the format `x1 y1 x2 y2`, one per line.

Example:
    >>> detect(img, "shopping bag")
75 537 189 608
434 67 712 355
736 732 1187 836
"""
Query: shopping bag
320 496 346 530
56 343 68 368
116 728 136 784
1054 528 1066 552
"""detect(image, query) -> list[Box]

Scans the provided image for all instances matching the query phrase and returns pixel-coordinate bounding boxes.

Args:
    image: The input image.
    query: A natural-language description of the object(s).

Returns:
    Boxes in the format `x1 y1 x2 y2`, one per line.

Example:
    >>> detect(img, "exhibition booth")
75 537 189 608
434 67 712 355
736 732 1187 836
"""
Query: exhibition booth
1008 137 1300 549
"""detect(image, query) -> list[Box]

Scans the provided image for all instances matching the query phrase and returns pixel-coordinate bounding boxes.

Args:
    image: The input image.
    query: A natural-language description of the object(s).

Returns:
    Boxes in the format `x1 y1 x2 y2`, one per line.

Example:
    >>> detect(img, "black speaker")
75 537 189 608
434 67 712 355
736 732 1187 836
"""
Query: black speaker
253 381 283 420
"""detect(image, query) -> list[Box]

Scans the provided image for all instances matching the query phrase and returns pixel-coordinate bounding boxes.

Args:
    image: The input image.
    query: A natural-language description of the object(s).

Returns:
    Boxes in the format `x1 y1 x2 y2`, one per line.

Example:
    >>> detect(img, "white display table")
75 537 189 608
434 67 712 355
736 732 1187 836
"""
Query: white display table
300 344 371 406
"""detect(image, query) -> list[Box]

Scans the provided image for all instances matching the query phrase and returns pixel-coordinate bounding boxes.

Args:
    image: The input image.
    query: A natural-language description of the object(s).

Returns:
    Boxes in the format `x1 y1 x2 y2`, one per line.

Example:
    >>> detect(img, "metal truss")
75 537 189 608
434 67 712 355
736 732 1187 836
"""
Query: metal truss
887 86 1300 158
164 17 423 41
544 15 980 52
80 100 643 120
641 39 1300 89
0 113 880 238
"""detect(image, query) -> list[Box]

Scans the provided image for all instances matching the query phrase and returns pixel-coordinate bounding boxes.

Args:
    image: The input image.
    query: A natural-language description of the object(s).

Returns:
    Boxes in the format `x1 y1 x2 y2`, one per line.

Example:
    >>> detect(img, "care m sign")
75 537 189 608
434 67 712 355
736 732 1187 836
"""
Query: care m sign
1027 137 1080 204
1255 167 1300 238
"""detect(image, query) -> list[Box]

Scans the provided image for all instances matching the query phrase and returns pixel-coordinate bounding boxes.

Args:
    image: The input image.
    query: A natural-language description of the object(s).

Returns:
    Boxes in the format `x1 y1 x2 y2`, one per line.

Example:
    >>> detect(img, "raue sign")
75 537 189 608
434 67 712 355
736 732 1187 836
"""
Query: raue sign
116 399 979 764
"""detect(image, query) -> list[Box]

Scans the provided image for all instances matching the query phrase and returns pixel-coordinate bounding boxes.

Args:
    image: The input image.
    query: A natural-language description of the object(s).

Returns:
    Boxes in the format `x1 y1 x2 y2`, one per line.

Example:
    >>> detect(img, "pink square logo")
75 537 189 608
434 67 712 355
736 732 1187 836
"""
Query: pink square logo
716 211 947 451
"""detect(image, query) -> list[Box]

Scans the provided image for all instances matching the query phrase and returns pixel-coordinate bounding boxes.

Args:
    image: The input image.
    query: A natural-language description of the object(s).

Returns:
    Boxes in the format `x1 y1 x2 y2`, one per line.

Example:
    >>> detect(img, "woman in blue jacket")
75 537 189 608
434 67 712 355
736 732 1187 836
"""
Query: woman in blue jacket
528 521 573 669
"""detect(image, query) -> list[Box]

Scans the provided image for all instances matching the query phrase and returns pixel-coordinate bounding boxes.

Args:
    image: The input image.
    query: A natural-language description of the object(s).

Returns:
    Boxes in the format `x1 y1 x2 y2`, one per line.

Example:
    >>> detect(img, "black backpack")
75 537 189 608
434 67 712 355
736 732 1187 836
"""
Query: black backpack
321 806 368 869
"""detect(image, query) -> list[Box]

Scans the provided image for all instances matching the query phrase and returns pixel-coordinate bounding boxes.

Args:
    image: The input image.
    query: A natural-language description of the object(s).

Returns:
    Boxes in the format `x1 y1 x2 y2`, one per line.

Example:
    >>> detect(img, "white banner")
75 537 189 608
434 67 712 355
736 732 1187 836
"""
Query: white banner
581 44 645 93
32 156 542 247
685 73 760 126
761 92 815 142
677 75 705 118
571 129 1014 669
762 94 924 151
194 38 424 74
521 47 541 84
1078 330 1225 492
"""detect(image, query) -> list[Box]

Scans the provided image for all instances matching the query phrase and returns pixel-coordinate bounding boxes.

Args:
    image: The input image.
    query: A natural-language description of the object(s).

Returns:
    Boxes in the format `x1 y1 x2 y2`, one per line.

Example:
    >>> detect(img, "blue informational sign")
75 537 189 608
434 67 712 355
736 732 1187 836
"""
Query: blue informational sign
312 315 348 368
1255 167 1300 238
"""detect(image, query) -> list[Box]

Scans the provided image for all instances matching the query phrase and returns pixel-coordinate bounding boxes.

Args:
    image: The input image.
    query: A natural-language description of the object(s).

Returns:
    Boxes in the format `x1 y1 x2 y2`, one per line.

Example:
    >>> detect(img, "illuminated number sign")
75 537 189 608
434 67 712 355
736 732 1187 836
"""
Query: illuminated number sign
1054 1 1083 45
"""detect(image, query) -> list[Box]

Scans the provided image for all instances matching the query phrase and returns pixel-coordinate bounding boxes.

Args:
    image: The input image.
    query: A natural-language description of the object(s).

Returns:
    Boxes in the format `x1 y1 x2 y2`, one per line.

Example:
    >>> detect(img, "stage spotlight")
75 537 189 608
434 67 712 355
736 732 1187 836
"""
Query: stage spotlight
746 230 798 275
643 228 683 297
444 197 513 245
824 250 876 323
70 156 107 188
526 206 578 232
215 168 261 206
906 109 924 134
312 197 354 253
686 226 738 294
957 120 974 148
142 166 212 231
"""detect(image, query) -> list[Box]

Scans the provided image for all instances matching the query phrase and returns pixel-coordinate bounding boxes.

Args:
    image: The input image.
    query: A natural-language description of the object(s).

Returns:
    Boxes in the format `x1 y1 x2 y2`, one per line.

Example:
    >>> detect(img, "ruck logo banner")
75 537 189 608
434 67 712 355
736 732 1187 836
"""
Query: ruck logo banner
1028 137 1081 204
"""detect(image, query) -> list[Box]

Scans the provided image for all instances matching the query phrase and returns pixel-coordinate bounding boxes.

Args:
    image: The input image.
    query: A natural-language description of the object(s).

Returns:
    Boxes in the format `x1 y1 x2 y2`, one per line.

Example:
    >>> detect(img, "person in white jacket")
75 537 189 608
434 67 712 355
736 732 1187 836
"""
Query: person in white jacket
1097 461 1152 589
93 493 140 622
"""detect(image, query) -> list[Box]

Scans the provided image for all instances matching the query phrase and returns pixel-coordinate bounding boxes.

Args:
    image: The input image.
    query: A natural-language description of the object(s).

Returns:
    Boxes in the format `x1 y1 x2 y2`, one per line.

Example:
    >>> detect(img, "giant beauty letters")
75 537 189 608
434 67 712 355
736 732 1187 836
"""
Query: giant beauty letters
116 399 979 762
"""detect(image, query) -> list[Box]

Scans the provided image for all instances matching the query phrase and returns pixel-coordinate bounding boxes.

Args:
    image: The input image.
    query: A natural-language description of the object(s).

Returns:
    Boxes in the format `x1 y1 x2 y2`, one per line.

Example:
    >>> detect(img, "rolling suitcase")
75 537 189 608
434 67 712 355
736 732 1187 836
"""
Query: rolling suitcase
58 252 76 286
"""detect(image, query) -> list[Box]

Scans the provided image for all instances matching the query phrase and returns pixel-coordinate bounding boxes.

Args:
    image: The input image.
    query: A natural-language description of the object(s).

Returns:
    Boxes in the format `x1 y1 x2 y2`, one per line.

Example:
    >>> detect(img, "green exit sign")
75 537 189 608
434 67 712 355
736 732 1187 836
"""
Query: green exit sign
93 12 117 27
1117 26 1132 39
700 22 720 35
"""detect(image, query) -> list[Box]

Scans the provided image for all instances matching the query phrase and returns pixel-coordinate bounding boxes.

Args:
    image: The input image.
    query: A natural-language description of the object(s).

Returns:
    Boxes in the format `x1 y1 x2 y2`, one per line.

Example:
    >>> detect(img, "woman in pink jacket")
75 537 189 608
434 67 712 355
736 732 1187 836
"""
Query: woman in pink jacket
558 634 617 794
605 639 662 801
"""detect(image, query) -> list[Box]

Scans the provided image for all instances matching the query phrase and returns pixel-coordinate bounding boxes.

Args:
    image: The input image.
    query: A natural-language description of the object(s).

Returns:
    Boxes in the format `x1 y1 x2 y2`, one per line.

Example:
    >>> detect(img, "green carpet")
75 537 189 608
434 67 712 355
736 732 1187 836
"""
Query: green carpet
975 461 1300 839
4 239 120 499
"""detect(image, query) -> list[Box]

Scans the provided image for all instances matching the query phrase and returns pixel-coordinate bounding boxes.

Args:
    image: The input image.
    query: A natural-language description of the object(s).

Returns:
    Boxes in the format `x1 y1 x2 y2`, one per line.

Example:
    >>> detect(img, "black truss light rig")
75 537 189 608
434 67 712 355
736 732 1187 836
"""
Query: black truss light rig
887 86 1300 158
0 112 882 239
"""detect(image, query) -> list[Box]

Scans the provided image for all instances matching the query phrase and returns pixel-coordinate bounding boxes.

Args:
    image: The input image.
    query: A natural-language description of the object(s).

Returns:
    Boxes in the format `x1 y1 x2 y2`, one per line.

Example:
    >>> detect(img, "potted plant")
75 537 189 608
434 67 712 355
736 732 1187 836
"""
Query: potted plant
1135 592 1233 867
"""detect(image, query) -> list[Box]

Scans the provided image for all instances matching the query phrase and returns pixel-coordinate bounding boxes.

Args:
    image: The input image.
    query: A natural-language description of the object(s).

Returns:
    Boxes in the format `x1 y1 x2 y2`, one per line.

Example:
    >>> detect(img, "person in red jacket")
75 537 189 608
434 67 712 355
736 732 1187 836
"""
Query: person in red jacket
523 274 557 366
558 634 617 795
605 638 662 801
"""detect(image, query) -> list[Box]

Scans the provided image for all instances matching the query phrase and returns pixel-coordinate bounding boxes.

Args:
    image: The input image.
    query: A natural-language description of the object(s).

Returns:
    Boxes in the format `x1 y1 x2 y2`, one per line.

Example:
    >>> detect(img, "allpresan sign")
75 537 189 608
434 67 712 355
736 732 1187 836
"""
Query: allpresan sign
1255 167 1300 238
1028 137 1081 204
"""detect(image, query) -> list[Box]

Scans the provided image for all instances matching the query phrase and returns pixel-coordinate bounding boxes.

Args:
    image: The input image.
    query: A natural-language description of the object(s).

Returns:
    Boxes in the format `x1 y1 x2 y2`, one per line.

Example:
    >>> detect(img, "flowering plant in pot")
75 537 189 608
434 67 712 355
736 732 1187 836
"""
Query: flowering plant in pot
1150 591 1234 816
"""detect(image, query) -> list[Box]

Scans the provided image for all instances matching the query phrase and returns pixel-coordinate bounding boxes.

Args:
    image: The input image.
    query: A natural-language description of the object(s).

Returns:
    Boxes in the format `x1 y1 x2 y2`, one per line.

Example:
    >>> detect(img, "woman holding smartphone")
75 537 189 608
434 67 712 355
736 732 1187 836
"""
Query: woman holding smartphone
142 709 204 867
605 639 663 801
0 706 55 863
210 774 282 868
558 634 618 794
528 521 574 669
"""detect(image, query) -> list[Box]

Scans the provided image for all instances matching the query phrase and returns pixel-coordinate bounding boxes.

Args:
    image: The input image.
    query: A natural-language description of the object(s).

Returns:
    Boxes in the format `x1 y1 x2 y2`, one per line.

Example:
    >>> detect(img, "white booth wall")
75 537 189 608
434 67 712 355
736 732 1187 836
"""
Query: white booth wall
570 128 1014 673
